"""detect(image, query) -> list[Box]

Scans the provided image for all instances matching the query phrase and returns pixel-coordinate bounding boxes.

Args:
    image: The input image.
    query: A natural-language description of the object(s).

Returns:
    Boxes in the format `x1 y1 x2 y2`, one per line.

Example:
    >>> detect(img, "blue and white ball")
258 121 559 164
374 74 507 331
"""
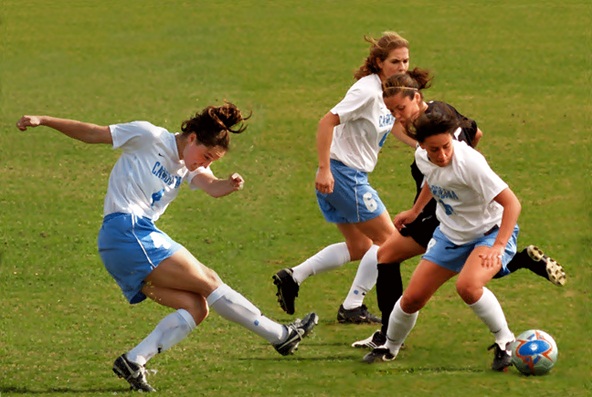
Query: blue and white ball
510 329 558 375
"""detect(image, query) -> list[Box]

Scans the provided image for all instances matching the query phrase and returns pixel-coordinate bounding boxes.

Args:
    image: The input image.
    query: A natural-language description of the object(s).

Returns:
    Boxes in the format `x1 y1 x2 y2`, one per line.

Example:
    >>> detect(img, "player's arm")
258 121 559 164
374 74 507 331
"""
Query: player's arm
16 115 112 144
315 112 339 194
191 171 244 198
479 187 521 268
472 127 483 147
391 120 417 148
393 182 433 230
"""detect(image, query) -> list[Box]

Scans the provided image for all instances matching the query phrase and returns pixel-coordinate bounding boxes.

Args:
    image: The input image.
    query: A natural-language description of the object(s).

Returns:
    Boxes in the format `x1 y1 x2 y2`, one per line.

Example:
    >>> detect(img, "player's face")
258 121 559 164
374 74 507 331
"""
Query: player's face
384 91 423 125
183 139 226 171
420 133 454 167
378 47 410 81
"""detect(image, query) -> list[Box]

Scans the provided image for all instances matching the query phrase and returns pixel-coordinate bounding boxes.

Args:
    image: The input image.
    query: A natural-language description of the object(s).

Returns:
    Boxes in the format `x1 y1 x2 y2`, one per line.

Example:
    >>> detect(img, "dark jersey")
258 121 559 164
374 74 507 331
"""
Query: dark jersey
401 101 479 247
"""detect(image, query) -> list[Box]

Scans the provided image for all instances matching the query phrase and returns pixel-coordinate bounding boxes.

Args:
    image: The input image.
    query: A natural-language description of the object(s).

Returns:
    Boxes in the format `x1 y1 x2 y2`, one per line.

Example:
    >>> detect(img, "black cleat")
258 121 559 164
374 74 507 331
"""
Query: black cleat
273 312 319 356
363 347 396 364
337 304 381 324
273 268 299 315
488 342 513 372
526 245 566 286
113 354 156 392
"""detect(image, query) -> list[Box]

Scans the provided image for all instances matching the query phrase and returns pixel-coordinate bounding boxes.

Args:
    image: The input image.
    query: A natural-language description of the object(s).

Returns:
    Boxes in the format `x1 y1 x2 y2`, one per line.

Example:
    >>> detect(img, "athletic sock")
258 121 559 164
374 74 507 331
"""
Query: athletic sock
505 248 528 273
468 287 514 348
385 298 418 355
376 262 402 335
127 308 196 366
342 245 378 310
291 242 351 285
207 283 287 344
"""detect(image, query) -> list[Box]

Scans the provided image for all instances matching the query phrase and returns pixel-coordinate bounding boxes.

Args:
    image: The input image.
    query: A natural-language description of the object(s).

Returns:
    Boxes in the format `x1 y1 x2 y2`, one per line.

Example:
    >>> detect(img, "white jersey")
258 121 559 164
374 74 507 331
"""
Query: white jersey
330 74 395 173
104 121 211 221
415 140 508 245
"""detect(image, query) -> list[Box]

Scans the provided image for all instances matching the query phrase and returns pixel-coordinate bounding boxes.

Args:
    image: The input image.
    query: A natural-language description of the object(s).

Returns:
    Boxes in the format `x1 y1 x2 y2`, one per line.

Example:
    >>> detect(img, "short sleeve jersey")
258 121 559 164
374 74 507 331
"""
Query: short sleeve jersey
104 121 211 221
415 140 508 245
410 101 478 209
330 74 395 173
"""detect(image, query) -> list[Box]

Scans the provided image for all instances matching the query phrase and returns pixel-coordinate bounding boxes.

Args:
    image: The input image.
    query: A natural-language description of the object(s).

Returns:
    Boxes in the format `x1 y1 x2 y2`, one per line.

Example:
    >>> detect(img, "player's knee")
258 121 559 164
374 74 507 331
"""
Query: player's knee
455 279 480 304
347 242 373 261
400 293 424 313
184 295 209 325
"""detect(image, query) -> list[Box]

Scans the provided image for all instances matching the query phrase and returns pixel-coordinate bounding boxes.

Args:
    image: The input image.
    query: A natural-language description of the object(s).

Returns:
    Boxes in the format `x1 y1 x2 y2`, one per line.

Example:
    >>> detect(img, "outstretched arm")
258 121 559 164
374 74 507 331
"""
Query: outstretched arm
16 115 112 144
191 171 244 198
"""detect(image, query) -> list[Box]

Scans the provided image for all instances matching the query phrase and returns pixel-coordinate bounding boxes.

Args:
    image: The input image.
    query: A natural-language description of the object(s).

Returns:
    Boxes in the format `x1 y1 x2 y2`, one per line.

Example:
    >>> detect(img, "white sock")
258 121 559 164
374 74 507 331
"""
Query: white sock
291 242 351 285
342 245 378 309
127 309 196 366
207 283 287 344
468 287 514 349
385 298 418 355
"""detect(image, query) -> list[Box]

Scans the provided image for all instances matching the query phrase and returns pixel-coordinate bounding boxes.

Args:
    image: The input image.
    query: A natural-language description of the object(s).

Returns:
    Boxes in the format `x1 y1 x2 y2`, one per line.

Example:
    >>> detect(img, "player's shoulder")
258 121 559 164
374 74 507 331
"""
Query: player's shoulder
119 121 170 137
349 74 381 94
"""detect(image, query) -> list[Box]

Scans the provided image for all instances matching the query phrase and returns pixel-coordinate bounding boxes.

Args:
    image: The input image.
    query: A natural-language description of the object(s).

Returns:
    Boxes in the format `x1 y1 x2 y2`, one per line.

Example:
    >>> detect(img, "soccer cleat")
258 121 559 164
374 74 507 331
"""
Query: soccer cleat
363 347 396 364
273 312 319 356
337 304 381 324
352 330 386 349
526 245 567 286
273 268 299 315
113 354 156 392
488 342 513 372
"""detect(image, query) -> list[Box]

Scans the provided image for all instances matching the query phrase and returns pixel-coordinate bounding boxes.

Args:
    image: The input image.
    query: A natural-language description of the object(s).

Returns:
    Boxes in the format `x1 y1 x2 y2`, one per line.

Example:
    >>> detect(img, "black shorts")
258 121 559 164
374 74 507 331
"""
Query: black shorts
399 208 440 248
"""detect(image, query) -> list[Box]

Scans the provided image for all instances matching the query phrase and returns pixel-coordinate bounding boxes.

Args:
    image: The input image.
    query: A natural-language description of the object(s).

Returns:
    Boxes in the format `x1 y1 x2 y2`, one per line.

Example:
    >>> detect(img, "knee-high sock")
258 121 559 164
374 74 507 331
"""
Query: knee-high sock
291 242 351 285
376 262 403 335
385 298 418 355
468 287 514 349
342 245 378 309
207 283 287 344
127 309 196 366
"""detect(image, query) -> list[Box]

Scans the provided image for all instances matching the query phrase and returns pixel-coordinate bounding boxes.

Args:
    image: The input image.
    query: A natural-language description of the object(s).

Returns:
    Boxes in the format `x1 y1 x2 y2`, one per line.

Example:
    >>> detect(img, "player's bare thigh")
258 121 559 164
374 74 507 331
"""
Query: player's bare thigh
377 228 425 263
142 283 209 325
144 247 221 297
401 259 456 313
456 246 502 304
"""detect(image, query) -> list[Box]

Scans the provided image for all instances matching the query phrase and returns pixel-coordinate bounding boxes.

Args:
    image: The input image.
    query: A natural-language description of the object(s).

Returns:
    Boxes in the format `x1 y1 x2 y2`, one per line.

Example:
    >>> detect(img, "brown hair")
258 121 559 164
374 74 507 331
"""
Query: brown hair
181 101 249 150
354 31 409 80
412 101 460 143
382 67 433 101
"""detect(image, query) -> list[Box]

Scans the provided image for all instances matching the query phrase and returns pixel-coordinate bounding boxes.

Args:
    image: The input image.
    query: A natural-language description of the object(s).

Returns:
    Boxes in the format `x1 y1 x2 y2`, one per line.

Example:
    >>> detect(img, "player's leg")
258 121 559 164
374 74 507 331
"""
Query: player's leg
458 238 516 371
338 213 395 324
112 287 205 392
272 224 367 315
501 245 566 286
147 248 318 354
352 230 425 348
363 259 455 363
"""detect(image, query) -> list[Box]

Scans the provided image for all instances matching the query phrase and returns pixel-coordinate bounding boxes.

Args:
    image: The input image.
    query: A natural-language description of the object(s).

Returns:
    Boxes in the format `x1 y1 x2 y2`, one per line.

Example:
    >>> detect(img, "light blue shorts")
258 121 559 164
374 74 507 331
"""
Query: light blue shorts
98 212 182 304
316 159 386 224
423 225 519 275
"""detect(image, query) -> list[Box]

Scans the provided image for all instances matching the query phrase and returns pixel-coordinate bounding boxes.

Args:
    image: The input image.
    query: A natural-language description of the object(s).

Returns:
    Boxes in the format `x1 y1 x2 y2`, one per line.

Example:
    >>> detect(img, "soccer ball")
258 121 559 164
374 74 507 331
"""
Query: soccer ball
510 329 558 375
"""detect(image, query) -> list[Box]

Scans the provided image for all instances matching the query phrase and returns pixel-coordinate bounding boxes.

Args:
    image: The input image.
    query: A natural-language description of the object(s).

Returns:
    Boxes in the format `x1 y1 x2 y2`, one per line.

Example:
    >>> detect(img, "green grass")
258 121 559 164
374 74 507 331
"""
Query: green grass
1 1 591 396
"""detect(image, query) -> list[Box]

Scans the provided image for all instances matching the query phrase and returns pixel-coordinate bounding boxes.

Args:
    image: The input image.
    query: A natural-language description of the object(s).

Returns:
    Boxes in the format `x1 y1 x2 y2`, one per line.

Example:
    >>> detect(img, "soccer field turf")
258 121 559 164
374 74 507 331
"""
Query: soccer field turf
1 1 590 396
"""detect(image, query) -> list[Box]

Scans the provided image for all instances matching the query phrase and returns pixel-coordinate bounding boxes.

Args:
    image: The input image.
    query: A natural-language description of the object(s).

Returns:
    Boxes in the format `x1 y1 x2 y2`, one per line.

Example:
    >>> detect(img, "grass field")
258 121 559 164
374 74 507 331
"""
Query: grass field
1 1 591 396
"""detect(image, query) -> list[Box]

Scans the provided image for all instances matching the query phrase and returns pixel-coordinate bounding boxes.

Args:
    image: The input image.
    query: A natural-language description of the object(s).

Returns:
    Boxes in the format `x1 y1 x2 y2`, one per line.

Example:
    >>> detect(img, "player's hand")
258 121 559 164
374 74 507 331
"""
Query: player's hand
393 209 419 231
478 246 504 269
16 115 42 131
315 168 334 194
230 172 244 191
